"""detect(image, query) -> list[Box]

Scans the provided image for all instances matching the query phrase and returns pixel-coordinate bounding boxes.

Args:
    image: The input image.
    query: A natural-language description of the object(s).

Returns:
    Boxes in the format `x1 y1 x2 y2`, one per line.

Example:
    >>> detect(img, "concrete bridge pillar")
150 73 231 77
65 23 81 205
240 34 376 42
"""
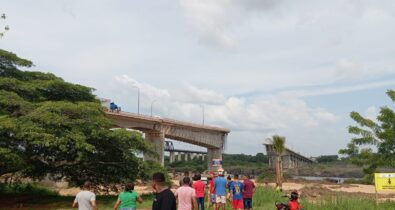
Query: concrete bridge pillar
143 131 165 166
177 152 182 161
169 152 175 163
191 153 196 160
184 152 188 161
207 148 223 172
202 154 205 160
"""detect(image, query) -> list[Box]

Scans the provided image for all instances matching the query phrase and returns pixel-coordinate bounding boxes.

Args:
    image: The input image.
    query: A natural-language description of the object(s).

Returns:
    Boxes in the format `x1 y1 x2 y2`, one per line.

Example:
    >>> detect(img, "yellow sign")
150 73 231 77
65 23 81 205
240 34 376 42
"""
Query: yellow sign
374 173 395 191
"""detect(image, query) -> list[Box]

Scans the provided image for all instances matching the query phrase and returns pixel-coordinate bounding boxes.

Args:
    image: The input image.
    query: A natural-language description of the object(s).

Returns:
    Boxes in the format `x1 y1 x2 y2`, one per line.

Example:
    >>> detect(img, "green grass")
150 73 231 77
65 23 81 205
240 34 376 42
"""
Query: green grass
1 185 394 209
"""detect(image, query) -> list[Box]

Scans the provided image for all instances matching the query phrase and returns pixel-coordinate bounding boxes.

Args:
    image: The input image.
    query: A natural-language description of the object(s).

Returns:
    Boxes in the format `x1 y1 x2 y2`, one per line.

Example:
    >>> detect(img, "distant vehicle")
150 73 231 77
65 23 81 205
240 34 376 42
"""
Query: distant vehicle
110 102 121 113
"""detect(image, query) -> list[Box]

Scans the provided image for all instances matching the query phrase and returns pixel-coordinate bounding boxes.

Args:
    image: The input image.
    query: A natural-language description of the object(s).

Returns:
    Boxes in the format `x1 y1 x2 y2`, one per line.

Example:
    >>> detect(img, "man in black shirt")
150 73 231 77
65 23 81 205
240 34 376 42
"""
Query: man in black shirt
152 172 176 210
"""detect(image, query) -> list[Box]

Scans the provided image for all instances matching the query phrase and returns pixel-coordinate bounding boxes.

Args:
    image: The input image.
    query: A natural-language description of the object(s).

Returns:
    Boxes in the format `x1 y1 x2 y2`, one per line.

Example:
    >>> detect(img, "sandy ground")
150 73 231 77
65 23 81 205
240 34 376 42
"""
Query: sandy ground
57 179 395 199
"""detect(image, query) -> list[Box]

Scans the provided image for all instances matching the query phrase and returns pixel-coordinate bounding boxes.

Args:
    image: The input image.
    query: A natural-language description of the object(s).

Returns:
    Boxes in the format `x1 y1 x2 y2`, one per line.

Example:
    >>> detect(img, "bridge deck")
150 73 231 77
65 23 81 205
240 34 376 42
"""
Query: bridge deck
106 111 230 133
164 149 207 154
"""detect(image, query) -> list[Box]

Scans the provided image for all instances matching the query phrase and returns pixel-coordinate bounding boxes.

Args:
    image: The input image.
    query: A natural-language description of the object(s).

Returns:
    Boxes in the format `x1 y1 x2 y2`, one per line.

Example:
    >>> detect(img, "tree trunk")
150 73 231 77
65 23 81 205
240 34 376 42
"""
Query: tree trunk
275 155 281 187
279 156 283 187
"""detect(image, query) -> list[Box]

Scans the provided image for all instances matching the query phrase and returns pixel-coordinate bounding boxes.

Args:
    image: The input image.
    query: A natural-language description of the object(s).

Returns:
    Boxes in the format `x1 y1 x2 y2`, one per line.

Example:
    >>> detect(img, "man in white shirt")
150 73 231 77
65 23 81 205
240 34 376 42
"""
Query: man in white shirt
72 181 97 210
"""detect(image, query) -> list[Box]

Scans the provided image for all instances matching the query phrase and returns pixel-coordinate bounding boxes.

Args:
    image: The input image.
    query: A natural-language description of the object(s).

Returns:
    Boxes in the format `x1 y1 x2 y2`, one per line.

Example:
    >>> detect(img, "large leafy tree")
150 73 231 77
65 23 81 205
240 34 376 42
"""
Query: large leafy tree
339 90 395 182
0 49 154 185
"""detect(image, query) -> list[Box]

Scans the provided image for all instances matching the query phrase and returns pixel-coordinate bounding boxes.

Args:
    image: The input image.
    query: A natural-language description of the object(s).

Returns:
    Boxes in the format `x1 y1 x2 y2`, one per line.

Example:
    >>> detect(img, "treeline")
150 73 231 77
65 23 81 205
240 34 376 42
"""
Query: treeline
165 153 269 175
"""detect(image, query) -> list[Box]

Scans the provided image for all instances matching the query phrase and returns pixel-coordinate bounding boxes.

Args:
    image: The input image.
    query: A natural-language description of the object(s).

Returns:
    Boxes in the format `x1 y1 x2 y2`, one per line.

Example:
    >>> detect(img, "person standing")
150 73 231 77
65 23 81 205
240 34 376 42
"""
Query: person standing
229 175 244 210
193 174 206 210
175 177 198 210
152 172 177 210
242 175 256 210
208 173 217 209
113 183 143 210
226 175 233 201
214 171 227 210
72 181 97 210
179 171 193 187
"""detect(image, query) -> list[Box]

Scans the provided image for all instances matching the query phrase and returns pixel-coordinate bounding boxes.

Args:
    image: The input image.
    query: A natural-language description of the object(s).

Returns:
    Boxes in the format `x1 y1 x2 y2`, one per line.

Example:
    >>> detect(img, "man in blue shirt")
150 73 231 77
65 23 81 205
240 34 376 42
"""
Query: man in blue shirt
230 174 244 210
214 170 227 210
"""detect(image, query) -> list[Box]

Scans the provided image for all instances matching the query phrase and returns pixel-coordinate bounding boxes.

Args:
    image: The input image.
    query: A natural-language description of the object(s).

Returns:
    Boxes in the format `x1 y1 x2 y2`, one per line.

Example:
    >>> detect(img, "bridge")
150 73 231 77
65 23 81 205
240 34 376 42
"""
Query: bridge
164 141 207 162
264 144 313 169
106 111 230 171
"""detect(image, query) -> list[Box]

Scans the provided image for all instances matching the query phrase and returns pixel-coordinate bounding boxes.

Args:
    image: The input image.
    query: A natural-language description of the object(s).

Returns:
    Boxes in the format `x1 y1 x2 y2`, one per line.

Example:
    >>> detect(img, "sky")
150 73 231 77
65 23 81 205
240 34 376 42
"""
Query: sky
1 0 395 157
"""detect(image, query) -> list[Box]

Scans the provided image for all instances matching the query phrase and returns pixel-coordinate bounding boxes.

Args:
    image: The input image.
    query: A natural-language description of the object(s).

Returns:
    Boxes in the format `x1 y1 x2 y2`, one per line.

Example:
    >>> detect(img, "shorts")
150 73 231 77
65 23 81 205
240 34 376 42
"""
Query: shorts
216 195 226 204
244 198 253 208
232 199 244 209
210 194 216 203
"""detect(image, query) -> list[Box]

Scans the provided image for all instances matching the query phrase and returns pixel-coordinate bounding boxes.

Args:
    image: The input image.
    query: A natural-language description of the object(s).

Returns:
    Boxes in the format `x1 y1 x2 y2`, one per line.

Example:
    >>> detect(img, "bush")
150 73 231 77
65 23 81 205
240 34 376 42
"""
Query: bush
0 183 59 197
257 168 275 183
139 161 172 186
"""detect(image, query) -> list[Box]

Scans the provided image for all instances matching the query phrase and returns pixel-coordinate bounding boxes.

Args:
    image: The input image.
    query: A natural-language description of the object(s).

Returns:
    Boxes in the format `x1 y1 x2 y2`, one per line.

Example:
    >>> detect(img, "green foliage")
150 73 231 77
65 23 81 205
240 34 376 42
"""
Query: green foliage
272 135 286 155
222 153 268 166
316 155 339 163
340 89 395 182
256 168 275 183
0 183 58 197
0 49 153 185
166 158 207 173
140 161 171 186
165 153 268 175
0 49 33 68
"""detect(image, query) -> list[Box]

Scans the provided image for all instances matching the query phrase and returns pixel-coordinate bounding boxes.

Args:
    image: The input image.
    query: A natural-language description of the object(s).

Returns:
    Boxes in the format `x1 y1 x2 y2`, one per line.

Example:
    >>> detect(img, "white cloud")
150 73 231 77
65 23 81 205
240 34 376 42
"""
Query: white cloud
175 83 227 105
113 75 170 99
280 80 395 98
178 0 237 49
366 106 378 121
108 75 338 133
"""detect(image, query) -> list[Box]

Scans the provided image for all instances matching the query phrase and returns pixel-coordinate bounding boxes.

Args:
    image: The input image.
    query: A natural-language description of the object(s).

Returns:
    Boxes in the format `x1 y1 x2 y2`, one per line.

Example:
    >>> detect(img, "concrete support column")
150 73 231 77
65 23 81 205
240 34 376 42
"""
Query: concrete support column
169 152 175 163
191 153 195 160
177 152 182 161
202 154 205 160
143 131 165 166
207 148 223 172
184 153 188 161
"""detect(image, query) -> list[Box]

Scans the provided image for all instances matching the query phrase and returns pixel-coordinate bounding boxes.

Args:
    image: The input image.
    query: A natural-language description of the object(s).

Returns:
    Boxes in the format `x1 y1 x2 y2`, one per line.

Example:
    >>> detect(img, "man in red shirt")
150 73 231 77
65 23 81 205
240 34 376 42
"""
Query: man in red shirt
208 172 217 209
193 174 206 210
242 175 256 210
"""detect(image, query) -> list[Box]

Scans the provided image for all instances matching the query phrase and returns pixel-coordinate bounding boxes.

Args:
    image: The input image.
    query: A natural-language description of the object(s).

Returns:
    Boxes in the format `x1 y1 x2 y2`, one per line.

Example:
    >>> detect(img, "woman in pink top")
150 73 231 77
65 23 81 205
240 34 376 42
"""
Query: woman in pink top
175 177 198 210
193 174 206 210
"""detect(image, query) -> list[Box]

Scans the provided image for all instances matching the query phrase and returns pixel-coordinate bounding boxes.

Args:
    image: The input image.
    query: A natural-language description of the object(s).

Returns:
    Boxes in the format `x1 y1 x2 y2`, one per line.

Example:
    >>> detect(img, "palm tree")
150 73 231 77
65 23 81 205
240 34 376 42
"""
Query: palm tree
272 135 286 188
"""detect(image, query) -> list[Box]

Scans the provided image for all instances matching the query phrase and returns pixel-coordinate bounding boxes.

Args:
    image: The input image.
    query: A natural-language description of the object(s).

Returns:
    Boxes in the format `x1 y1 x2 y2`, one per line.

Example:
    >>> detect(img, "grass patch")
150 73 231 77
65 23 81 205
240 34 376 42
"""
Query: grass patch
1 185 394 209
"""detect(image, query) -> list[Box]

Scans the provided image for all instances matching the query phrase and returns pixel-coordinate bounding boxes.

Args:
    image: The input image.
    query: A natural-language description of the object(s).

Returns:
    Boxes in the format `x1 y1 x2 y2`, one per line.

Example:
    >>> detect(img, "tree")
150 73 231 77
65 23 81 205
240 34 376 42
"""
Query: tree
271 135 286 187
339 90 395 182
0 49 155 185
315 155 339 163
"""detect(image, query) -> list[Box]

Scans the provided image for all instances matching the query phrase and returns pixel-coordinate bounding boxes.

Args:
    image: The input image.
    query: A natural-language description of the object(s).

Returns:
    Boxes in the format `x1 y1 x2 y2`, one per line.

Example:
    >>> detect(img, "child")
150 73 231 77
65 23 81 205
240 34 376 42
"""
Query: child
288 191 303 210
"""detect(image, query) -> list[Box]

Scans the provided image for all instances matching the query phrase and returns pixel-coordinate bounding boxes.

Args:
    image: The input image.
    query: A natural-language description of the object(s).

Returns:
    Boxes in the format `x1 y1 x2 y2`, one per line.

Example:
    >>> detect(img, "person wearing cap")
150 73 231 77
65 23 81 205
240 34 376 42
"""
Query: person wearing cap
214 169 227 210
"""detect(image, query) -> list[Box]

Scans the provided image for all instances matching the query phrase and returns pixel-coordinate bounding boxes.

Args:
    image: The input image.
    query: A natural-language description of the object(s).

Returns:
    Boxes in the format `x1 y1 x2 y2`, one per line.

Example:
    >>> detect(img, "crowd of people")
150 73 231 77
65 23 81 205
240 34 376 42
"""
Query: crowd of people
72 170 302 210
